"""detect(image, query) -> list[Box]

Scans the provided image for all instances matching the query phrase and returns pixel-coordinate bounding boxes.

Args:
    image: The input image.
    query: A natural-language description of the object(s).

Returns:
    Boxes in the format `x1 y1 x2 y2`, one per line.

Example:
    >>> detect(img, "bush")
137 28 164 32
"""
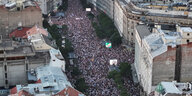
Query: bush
75 78 88 93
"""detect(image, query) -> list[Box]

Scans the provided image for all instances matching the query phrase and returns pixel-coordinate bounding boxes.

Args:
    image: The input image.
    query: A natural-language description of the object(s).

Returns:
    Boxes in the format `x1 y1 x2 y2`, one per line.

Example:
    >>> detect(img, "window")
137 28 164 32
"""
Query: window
187 39 190 43
5 73 7 78
5 80 8 84
131 33 133 36
4 65 7 71
187 33 190 36
26 64 28 70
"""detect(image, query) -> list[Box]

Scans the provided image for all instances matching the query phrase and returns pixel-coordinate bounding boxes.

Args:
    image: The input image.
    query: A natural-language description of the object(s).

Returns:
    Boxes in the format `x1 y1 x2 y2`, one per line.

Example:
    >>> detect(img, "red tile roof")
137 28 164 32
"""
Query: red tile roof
35 79 41 83
18 90 32 96
54 86 84 96
26 25 48 37
10 87 17 94
9 27 31 39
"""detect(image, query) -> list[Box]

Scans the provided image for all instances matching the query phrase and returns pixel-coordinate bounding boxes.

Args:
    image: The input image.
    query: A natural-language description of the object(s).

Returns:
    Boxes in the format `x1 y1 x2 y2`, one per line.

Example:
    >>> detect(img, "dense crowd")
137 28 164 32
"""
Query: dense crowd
50 0 140 95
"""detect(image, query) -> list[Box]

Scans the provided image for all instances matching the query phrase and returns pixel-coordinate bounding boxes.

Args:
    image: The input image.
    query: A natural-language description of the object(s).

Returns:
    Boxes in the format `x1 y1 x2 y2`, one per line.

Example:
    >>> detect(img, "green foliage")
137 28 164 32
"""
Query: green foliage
75 78 88 93
58 0 68 11
47 24 60 39
110 32 122 46
64 38 74 52
120 88 130 96
119 62 132 77
108 70 119 79
50 11 56 16
80 0 92 9
92 12 122 46
43 20 50 29
108 62 132 96
95 27 105 39
87 12 95 20
92 22 97 28
71 66 81 77
62 25 68 32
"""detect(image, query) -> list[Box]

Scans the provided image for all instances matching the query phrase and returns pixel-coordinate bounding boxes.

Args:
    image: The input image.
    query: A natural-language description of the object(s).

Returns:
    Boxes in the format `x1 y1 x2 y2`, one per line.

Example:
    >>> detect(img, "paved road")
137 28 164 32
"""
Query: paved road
51 0 140 95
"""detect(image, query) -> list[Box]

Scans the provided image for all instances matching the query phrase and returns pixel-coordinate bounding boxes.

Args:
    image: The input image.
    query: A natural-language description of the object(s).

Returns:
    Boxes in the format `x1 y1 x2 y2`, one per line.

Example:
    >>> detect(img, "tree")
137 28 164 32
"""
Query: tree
87 12 95 20
75 78 88 93
58 0 68 11
119 62 131 77
50 11 56 16
110 32 122 46
43 20 50 29
71 66 81 77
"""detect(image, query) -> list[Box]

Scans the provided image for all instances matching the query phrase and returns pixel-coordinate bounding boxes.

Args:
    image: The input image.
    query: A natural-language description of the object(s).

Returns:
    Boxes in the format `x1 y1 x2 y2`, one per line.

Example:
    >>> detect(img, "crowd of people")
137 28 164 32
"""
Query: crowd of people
50 0 140 95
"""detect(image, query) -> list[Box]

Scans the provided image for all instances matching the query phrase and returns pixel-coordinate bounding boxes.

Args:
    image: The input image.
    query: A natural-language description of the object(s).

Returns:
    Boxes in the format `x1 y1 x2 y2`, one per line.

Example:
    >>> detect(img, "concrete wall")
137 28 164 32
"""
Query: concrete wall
135 30 153 94
8 64 27 86
0 52 49 88
0 66 4 86
114 1 124 36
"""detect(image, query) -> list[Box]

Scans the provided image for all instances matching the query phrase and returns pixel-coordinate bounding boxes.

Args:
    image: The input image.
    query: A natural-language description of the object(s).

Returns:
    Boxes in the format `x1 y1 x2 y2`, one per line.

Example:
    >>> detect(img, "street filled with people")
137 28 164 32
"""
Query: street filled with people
50 0 140 95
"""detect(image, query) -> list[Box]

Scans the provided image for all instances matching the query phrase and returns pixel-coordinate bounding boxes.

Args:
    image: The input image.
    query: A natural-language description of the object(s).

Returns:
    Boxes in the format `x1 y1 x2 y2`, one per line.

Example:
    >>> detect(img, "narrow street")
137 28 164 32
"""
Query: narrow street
51 0 140 95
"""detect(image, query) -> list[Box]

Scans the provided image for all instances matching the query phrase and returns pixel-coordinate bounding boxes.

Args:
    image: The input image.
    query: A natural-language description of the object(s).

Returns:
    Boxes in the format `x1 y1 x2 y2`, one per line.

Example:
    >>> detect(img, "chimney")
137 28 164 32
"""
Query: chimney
176 24 180 32
17 22 22 30
155 23 161 29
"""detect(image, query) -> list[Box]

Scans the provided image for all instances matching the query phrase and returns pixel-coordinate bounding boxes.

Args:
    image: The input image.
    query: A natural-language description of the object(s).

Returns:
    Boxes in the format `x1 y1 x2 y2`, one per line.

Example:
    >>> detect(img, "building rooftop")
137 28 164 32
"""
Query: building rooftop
144 33 168 58
180 27 192 33
136 25 152 39
0 1 40 11
9 27 31 39
27 25 48 37
142 26 184 58
12 65 84 96
156 81 192 95
9 45 84 95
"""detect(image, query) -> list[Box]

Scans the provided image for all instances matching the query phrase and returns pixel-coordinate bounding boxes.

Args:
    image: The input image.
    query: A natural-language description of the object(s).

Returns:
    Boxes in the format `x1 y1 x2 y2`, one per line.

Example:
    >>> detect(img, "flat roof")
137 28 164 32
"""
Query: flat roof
136 25 151 39
180 27 192 32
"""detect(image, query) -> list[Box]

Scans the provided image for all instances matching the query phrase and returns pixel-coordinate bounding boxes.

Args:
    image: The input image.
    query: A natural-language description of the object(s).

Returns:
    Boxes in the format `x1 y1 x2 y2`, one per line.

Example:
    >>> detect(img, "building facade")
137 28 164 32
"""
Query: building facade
0 1 42 38
155 81 192 96
87 0 192 46
134 24 192 95
0 39 50 88
35 0 62 15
